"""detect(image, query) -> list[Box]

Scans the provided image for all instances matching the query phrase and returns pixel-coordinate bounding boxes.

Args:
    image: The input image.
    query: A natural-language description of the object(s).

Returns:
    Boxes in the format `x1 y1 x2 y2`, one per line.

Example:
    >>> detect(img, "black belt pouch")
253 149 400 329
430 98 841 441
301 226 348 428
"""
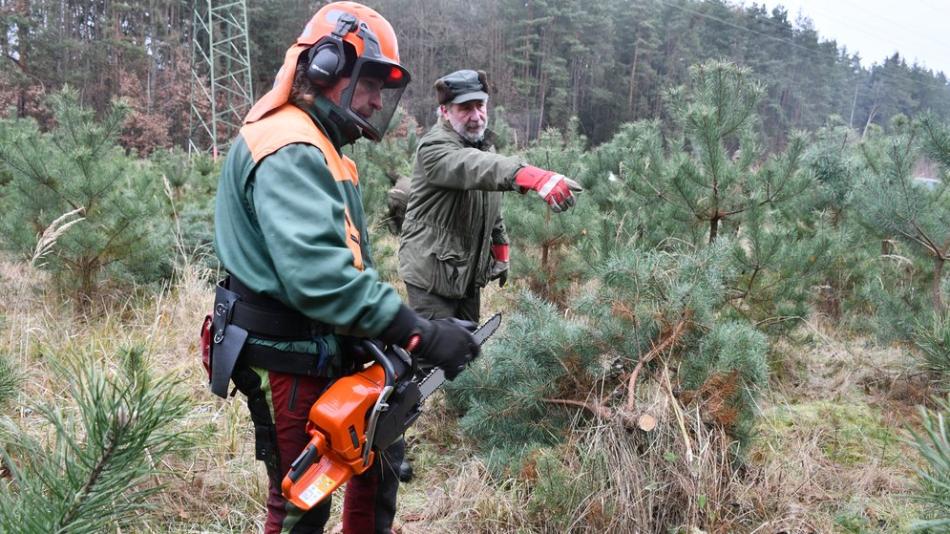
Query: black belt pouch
210 279 249 398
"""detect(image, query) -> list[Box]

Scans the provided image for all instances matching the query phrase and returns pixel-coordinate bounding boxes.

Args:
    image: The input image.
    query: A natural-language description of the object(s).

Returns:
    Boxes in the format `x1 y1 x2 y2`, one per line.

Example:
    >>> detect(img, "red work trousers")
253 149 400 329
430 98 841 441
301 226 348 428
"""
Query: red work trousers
231 365 404 534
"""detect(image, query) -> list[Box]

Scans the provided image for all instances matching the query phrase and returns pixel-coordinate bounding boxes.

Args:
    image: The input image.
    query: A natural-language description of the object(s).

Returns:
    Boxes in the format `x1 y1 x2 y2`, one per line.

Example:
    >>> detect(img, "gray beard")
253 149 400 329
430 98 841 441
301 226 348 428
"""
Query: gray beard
459 129 485 144
448 118 486 144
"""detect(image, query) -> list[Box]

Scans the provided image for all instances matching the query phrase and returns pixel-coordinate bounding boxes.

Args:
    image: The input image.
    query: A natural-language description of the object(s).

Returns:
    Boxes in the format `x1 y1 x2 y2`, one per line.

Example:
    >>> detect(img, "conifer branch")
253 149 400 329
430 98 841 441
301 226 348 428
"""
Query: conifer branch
729 265 761 302
640 177 672 204
896 226 940 258
57 419 123 529
910 221 942 258
9 138 82 211
626 315 690 412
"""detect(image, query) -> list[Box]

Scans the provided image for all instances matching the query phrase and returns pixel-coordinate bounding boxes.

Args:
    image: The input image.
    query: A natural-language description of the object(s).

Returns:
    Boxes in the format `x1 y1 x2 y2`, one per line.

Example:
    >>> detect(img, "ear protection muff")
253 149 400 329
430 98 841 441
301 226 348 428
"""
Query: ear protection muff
306 13 358 87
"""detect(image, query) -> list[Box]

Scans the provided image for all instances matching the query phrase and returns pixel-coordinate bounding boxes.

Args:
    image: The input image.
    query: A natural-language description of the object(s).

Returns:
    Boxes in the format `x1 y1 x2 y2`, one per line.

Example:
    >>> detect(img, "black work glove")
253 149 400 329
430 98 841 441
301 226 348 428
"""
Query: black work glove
413 317 480 380
489 244 510 288
379 306 480 380
489 260 508 288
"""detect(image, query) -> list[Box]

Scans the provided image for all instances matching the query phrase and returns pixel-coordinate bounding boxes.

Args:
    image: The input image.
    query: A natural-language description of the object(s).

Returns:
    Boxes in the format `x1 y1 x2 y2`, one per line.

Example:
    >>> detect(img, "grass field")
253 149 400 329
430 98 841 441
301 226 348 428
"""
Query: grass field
0 250 935 533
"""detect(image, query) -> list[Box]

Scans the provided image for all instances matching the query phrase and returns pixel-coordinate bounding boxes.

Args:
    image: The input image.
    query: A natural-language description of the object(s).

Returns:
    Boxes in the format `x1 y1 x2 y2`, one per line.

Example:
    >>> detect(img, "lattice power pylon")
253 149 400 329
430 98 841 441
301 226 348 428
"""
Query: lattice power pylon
189 0 254 157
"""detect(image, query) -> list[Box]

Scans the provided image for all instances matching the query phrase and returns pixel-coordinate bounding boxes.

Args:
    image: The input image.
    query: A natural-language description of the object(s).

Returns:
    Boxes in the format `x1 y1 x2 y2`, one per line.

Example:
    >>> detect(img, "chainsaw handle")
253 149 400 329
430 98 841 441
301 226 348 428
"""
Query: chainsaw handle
287 443 319 483
359 341 399 467
361 340 396 389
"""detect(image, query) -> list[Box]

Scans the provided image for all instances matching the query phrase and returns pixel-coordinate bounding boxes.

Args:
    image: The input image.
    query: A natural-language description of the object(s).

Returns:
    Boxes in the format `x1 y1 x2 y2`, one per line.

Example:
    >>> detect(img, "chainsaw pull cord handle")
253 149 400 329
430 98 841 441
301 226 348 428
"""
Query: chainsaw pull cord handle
360 340 396 467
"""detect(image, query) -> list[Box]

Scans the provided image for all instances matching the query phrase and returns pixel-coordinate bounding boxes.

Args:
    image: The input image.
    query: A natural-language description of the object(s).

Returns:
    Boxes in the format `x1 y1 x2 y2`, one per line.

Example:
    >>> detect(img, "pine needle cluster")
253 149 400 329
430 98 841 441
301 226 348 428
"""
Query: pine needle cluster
0 348 191 533
908 396 950 532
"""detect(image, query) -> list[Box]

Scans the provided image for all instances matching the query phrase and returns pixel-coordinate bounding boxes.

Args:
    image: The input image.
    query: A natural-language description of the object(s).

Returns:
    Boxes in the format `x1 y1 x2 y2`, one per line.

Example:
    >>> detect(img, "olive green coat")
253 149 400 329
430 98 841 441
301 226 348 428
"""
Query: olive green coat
398 121 524 298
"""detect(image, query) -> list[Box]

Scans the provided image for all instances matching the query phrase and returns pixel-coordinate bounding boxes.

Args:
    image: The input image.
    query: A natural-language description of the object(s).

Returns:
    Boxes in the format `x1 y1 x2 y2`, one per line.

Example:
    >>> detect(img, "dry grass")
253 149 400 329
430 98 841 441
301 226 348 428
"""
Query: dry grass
397 458 532 533
743 315 925 532
30 207 85 268
742 399 914 532
141 260 267 533
0 256 265 533
0 257 932 533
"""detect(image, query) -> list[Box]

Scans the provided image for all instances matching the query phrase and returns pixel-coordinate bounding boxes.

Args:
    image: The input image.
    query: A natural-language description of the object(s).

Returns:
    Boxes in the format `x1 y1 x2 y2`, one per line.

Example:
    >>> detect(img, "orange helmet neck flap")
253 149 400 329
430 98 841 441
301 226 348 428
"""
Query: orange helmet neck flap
245 2 410 142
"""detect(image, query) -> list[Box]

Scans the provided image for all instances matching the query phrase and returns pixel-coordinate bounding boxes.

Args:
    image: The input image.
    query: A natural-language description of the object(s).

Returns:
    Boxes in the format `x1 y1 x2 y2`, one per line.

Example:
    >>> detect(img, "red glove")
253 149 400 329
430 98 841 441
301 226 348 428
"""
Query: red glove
490 244 509 287
514 165 583 213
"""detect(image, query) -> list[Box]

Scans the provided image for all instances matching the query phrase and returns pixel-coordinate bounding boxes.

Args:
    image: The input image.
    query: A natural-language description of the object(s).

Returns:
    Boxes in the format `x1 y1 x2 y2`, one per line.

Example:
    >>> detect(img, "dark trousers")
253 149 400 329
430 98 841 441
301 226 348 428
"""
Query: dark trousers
401 283 479 482
405 283 480 322
232 365 404 534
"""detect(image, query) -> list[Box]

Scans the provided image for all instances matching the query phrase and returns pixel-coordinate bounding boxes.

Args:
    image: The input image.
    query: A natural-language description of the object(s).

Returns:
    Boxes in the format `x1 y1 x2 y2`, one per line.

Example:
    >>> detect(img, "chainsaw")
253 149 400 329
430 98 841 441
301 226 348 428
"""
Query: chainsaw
281 313 502 510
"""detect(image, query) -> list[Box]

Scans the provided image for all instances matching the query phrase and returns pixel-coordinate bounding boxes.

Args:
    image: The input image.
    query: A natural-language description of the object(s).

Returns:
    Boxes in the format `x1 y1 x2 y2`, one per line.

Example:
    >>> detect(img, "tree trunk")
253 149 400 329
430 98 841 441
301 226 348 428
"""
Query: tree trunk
627 40 640 116
536 29 549 138
863 103 879 140
709 215 720 243
934 256 946 312
15 0 29 117
848 80 859 130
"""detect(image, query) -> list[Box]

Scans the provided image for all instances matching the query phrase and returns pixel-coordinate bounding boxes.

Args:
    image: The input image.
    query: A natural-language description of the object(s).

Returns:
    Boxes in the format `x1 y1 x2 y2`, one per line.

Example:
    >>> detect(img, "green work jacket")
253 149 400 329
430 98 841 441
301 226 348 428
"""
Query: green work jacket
214 102 401 368
398 121 524 299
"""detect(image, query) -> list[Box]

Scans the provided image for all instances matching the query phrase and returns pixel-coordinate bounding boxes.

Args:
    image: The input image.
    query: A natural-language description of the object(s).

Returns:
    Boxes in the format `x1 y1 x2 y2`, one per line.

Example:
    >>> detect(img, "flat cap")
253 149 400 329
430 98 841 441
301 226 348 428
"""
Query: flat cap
434 69 489 105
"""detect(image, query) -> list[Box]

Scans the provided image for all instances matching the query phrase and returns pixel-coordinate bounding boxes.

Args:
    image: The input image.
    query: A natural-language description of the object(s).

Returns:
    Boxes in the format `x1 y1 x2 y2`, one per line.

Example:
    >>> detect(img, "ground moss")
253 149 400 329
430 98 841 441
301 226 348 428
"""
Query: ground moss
758 400 902 467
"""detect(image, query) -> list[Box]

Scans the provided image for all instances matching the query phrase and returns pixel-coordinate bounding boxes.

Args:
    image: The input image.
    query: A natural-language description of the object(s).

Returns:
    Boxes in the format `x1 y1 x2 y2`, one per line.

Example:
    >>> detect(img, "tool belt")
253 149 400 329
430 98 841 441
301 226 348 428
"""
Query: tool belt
204 276 337 398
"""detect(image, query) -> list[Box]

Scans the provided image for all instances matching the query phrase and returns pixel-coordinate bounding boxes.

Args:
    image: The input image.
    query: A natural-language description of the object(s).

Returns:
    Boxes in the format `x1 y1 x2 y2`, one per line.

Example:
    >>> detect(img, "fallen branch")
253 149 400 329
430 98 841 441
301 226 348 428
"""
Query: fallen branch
542 397 613 420
542 397 656 431
626 315 690 412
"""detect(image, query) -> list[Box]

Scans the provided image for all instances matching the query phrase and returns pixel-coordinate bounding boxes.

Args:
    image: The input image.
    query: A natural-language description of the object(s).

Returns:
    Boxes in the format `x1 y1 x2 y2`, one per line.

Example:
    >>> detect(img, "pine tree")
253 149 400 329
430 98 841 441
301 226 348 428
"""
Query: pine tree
502 118 601 304
448 239 770 465
800 120 881 320
0 88 172 299
151 146 219 265
908 396 950 531
591 61 822 331
854 117 949 316
625 61 810 244
0 348 191 533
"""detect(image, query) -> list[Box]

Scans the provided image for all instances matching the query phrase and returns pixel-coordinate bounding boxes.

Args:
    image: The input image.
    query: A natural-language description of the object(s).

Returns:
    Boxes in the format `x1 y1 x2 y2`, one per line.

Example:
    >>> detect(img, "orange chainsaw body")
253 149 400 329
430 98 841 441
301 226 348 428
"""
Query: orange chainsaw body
281 314 500 512
281 363 386 510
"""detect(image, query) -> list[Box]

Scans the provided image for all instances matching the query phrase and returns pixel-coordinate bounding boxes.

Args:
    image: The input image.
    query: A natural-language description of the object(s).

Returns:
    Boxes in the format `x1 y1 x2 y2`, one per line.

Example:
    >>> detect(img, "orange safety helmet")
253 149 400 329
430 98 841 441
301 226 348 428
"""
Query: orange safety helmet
245 1 410 141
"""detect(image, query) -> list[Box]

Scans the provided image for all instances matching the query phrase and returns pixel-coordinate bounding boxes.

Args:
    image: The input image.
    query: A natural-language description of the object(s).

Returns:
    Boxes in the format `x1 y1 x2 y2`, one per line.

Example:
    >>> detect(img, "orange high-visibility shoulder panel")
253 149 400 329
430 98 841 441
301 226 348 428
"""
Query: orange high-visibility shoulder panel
239 104 364 270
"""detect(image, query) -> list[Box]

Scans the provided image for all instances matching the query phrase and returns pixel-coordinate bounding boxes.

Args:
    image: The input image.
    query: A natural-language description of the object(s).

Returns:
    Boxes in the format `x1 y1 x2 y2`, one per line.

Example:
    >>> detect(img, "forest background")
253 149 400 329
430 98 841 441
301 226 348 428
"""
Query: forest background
0 0 949 533
2 0 950 150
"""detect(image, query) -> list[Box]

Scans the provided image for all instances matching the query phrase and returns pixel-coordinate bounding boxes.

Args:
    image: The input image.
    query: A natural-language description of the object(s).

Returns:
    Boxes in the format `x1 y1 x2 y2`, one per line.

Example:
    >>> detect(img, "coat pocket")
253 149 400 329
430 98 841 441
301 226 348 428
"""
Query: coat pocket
428 252 470 299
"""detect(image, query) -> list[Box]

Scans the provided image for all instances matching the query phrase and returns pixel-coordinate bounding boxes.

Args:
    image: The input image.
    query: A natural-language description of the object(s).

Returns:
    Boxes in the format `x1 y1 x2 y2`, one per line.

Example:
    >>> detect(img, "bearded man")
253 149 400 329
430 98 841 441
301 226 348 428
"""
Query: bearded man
395 68 581 481
398 69 582 324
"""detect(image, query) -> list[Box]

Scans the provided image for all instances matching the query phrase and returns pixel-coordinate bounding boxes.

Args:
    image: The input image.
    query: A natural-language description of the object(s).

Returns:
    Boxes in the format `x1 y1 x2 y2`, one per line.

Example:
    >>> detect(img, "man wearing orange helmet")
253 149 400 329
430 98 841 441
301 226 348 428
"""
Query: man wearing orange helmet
210 3 479 533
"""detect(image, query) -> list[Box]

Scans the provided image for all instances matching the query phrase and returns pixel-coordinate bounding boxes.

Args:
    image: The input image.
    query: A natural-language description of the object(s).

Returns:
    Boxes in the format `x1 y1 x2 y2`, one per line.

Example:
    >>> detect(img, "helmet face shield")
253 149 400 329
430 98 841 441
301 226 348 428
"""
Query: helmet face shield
340 58 409 141
245 2 411 130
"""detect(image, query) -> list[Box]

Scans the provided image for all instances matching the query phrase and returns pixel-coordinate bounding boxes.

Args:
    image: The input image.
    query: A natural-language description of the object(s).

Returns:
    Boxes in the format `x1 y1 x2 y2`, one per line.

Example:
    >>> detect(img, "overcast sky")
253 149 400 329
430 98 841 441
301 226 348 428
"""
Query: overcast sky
746 0 950 76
